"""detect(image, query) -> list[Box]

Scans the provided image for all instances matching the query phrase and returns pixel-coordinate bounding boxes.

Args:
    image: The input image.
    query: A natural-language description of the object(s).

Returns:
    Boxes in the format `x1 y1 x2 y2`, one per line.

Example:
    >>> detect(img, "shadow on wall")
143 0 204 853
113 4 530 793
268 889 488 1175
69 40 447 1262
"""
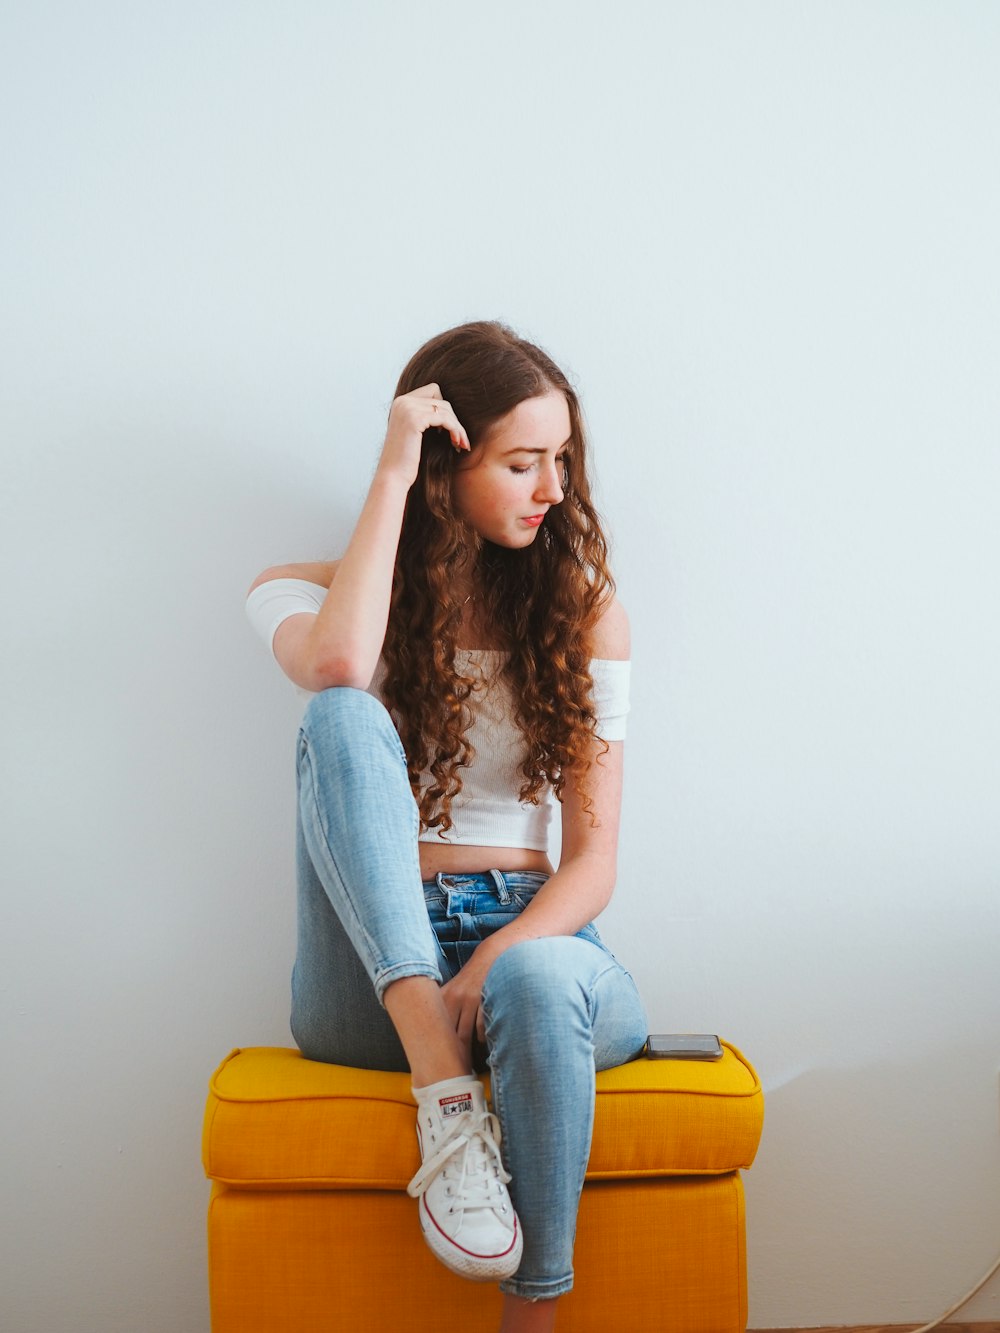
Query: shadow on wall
744 1047 1000 1327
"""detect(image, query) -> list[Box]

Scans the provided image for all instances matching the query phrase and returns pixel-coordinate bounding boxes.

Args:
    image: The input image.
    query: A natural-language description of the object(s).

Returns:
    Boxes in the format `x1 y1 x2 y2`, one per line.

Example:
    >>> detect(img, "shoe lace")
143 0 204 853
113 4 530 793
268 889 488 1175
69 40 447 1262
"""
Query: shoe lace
406 1109 512 1210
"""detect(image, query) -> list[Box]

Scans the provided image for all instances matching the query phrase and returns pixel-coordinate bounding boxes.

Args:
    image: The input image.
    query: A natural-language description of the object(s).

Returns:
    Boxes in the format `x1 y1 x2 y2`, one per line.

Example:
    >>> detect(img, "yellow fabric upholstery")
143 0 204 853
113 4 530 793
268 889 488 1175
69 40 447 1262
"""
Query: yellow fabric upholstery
203 1044 763 1332
203 1042 762 1188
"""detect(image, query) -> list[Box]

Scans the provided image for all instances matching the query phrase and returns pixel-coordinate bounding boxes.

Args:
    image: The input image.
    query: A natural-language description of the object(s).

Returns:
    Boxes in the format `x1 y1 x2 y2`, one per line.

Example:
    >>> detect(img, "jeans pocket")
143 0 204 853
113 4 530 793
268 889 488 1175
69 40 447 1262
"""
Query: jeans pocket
470 908 523 940
421 880 449 933
503 871 549 911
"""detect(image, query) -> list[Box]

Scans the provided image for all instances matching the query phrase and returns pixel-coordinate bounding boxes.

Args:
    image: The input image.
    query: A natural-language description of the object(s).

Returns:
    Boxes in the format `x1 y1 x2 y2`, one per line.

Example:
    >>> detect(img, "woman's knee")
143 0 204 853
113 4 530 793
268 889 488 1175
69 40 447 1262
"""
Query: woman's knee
483 937 592 1017
483 937 646 1065
302 684 386 734
299 686 399 765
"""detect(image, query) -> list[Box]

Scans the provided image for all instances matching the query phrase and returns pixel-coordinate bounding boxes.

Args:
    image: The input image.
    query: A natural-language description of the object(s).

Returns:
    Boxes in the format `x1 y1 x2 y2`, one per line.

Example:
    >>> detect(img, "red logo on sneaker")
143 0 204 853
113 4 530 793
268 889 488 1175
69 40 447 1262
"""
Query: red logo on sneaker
440 1093 473 1118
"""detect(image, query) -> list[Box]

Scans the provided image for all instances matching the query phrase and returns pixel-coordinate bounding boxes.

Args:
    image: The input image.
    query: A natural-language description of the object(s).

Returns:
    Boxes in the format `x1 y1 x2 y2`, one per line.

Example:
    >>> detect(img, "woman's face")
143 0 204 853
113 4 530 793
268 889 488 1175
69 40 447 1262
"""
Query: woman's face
452 391 571 548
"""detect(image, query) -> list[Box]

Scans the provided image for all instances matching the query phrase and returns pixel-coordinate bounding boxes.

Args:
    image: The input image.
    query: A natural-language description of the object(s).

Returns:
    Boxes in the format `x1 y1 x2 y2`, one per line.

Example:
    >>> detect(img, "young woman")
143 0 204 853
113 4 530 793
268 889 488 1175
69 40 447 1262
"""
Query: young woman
246 320 648 1333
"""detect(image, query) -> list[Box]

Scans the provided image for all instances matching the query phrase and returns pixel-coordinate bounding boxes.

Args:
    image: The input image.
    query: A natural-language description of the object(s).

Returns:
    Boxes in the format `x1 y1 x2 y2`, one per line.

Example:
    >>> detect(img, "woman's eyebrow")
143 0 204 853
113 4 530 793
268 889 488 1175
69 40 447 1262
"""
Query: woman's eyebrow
500 437 572 456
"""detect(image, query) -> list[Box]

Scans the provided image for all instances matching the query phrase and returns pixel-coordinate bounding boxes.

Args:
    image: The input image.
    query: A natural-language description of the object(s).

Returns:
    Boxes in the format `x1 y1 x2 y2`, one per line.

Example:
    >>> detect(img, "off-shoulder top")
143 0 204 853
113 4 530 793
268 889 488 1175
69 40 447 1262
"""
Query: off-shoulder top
245 578 629 852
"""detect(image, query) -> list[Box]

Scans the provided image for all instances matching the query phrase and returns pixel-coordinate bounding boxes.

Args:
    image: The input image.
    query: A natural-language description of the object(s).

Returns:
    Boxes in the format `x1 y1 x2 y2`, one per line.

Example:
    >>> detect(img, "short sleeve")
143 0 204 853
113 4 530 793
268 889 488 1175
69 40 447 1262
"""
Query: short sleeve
591 658 630 741
245 577 326 657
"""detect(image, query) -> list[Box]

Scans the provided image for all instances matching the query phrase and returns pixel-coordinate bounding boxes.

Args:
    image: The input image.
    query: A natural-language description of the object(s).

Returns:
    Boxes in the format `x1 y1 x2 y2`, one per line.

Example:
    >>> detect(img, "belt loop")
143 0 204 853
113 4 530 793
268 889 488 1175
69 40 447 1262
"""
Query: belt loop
488 868 511 903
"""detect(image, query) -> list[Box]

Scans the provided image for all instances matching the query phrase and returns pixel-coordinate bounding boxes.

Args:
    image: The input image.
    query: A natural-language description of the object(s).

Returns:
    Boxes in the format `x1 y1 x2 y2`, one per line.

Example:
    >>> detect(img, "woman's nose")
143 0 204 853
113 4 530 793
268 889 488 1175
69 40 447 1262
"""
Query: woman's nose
535 464 564 504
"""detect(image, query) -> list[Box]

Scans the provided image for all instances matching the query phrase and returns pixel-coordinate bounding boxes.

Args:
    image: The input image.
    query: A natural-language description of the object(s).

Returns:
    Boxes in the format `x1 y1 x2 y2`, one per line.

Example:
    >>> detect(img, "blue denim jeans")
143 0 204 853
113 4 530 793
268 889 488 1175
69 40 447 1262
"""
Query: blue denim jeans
291 687 649 1301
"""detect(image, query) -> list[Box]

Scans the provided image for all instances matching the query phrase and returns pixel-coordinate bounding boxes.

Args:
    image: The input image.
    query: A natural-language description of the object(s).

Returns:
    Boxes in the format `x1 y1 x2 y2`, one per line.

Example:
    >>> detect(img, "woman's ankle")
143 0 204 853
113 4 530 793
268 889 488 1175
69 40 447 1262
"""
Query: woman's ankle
411 1071 479 1098
383 976 471 1084
408 1052 472 1086
499 1292 559 1332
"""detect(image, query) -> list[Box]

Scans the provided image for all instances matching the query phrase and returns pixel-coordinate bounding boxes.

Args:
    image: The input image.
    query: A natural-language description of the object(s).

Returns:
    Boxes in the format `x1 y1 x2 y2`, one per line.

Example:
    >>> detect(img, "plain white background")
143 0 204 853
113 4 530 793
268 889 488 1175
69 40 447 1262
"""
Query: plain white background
2 3 998 1329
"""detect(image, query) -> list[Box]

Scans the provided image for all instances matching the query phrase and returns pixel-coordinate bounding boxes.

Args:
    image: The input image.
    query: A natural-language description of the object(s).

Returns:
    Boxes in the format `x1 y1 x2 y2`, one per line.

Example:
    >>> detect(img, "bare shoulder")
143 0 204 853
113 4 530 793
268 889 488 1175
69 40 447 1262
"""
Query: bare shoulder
247 559 340 597
591 594 630 661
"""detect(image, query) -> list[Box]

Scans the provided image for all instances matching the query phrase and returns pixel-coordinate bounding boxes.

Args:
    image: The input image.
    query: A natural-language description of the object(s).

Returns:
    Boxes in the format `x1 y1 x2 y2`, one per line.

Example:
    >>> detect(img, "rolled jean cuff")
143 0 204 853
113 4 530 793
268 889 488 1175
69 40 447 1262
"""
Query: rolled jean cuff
498 1273 574 1301
373 959 442 1006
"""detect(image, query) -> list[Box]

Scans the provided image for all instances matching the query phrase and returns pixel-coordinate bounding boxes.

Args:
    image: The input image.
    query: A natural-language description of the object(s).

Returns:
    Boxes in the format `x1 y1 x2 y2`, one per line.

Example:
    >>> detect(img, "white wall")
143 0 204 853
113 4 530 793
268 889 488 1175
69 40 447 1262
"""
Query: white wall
3 3 998 1329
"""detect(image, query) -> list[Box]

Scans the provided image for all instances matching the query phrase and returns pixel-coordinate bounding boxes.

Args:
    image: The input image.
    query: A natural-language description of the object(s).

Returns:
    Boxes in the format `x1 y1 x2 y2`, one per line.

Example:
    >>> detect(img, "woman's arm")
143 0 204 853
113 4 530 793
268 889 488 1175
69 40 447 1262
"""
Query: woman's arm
440 598 631 1045
248 386 470 693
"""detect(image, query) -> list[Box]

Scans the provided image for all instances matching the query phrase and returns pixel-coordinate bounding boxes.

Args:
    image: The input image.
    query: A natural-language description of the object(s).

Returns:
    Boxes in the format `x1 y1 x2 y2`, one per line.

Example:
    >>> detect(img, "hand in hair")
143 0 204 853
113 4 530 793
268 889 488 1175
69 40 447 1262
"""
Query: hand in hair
249 383 472 692
377 382 470 489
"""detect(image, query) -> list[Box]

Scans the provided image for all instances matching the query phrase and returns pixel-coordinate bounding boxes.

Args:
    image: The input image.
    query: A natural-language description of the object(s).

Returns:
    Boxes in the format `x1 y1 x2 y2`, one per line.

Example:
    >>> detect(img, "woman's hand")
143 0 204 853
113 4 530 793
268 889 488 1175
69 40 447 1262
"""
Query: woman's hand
377 383 470 489
440 951 493 1050
252 383 472 691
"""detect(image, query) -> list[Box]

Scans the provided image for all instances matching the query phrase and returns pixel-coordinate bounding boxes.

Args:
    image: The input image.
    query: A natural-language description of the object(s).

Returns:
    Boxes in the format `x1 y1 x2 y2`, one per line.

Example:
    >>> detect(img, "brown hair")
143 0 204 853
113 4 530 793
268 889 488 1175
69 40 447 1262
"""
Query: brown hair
380 320 614 835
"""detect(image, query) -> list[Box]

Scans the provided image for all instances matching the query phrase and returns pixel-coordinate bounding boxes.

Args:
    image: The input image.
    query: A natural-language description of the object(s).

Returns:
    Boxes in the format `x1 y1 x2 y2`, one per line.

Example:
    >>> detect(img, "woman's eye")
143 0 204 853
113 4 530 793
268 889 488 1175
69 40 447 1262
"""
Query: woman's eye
508 455 568 478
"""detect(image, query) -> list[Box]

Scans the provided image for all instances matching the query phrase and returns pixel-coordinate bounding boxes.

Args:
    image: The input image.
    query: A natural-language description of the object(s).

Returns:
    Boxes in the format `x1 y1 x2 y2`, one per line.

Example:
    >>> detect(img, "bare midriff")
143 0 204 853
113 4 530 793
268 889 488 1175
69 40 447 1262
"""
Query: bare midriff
418 842 553 881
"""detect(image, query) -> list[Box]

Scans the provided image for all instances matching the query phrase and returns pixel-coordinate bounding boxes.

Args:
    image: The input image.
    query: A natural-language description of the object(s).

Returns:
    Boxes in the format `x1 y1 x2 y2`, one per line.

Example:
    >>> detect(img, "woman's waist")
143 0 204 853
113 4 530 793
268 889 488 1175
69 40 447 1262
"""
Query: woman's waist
418 842 553 880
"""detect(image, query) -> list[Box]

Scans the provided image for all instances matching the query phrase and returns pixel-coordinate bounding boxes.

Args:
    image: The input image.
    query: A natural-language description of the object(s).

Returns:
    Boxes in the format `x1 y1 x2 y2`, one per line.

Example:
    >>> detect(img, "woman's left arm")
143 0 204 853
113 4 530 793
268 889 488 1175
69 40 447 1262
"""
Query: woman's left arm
440 599 630 1044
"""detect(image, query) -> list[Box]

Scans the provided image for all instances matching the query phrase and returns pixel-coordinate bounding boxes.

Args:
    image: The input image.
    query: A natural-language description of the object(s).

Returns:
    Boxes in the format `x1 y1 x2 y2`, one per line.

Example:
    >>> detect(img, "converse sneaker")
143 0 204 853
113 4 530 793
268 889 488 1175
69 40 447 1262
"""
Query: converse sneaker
407 1075 522 1282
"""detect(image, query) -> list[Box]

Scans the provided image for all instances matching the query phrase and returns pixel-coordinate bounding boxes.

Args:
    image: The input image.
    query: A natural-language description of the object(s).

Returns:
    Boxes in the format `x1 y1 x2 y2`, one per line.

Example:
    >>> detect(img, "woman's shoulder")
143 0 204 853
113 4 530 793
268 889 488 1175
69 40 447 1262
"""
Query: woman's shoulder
247 559 340 598
591 595 629 662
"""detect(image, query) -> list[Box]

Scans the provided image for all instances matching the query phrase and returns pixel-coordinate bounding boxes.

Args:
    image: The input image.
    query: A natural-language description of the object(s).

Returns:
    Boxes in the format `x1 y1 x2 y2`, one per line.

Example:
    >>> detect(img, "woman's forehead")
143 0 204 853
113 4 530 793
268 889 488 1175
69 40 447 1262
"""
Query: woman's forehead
482 391 571 450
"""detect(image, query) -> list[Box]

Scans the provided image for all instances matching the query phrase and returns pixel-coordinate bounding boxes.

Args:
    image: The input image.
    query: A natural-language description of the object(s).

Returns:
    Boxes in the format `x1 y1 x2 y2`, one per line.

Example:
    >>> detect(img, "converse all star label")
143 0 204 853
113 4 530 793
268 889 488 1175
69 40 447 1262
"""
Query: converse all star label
440 1093 474 1118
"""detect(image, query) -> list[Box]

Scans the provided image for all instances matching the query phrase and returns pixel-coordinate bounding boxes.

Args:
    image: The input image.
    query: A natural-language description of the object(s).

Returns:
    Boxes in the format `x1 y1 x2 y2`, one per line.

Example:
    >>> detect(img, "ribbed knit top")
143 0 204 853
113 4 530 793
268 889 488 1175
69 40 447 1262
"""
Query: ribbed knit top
246 578 630 852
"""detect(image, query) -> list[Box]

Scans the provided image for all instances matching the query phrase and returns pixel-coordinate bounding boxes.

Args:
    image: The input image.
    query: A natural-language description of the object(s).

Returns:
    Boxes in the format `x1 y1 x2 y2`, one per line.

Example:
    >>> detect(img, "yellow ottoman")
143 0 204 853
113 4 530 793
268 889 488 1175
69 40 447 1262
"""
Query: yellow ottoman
203 1043 763 1332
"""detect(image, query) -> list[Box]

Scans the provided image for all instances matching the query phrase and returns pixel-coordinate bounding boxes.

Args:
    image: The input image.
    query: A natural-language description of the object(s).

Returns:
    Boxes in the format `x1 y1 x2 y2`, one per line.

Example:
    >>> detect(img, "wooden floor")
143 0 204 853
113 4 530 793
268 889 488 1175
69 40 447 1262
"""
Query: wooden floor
750 1323 1000 1332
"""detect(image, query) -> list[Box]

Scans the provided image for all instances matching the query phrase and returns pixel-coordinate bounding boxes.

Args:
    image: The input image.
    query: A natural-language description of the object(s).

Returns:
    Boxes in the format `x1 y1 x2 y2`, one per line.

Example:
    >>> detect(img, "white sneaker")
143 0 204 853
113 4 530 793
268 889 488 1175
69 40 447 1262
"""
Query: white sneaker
407 1075 523 1282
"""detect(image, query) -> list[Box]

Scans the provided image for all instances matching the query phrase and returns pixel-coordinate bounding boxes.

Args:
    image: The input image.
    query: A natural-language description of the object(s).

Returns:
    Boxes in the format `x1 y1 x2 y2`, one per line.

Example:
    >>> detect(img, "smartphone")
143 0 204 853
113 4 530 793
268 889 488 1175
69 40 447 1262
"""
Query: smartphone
645 1033 723 1060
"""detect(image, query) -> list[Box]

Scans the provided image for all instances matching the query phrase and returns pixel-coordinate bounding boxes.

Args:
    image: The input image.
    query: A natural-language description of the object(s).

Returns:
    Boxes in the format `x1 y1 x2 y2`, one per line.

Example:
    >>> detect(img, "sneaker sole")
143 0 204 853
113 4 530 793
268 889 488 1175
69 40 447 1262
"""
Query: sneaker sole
417 1195 523 1282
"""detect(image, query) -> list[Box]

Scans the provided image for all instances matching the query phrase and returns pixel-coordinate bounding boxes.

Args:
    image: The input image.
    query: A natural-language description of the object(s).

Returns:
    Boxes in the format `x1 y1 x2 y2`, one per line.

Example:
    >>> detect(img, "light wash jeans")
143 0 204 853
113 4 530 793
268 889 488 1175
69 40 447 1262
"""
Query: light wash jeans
291 687 649 1301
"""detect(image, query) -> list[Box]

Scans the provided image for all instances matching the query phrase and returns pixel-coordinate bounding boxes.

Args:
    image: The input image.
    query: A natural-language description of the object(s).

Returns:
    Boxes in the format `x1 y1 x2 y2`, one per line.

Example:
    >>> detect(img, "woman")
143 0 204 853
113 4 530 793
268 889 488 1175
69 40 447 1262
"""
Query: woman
246 320 648 1333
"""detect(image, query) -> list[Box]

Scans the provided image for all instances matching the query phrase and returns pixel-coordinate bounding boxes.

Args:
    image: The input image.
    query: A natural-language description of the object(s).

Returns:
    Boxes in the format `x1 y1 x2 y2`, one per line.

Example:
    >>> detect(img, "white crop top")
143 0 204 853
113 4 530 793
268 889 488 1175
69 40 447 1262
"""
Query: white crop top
246 578 630 852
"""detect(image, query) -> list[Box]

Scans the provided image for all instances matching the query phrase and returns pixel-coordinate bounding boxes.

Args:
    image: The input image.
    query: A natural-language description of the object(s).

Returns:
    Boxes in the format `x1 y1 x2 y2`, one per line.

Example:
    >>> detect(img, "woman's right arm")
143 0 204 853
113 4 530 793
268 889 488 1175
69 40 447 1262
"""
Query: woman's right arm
249 384 470 694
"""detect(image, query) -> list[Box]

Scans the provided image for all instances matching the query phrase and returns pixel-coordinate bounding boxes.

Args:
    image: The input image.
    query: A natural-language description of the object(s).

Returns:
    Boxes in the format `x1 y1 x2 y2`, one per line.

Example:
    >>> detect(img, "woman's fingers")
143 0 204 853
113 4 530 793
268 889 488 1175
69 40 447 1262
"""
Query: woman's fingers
440 974 482 1054
456 1002 477 1052
402 383 470 451
377 386 470 485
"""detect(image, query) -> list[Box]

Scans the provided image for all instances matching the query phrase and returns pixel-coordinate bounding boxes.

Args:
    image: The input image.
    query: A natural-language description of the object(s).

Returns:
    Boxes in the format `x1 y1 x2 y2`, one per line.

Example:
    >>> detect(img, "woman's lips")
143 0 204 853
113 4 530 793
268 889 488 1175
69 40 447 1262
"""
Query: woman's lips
521 514 546 527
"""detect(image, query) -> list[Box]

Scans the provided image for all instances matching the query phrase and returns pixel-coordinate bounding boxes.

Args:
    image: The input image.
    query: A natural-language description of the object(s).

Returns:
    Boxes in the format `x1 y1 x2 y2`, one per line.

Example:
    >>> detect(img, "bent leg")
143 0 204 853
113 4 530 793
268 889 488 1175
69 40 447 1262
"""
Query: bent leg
291 687 445 1067
292 688 516 1280
480 935 648 1301
291 811 411 1069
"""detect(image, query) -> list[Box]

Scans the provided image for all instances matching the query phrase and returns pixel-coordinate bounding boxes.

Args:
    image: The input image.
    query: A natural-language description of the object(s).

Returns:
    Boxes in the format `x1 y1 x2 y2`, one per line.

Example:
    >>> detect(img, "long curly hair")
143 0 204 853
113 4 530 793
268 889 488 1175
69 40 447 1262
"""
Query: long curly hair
380 320 615 836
